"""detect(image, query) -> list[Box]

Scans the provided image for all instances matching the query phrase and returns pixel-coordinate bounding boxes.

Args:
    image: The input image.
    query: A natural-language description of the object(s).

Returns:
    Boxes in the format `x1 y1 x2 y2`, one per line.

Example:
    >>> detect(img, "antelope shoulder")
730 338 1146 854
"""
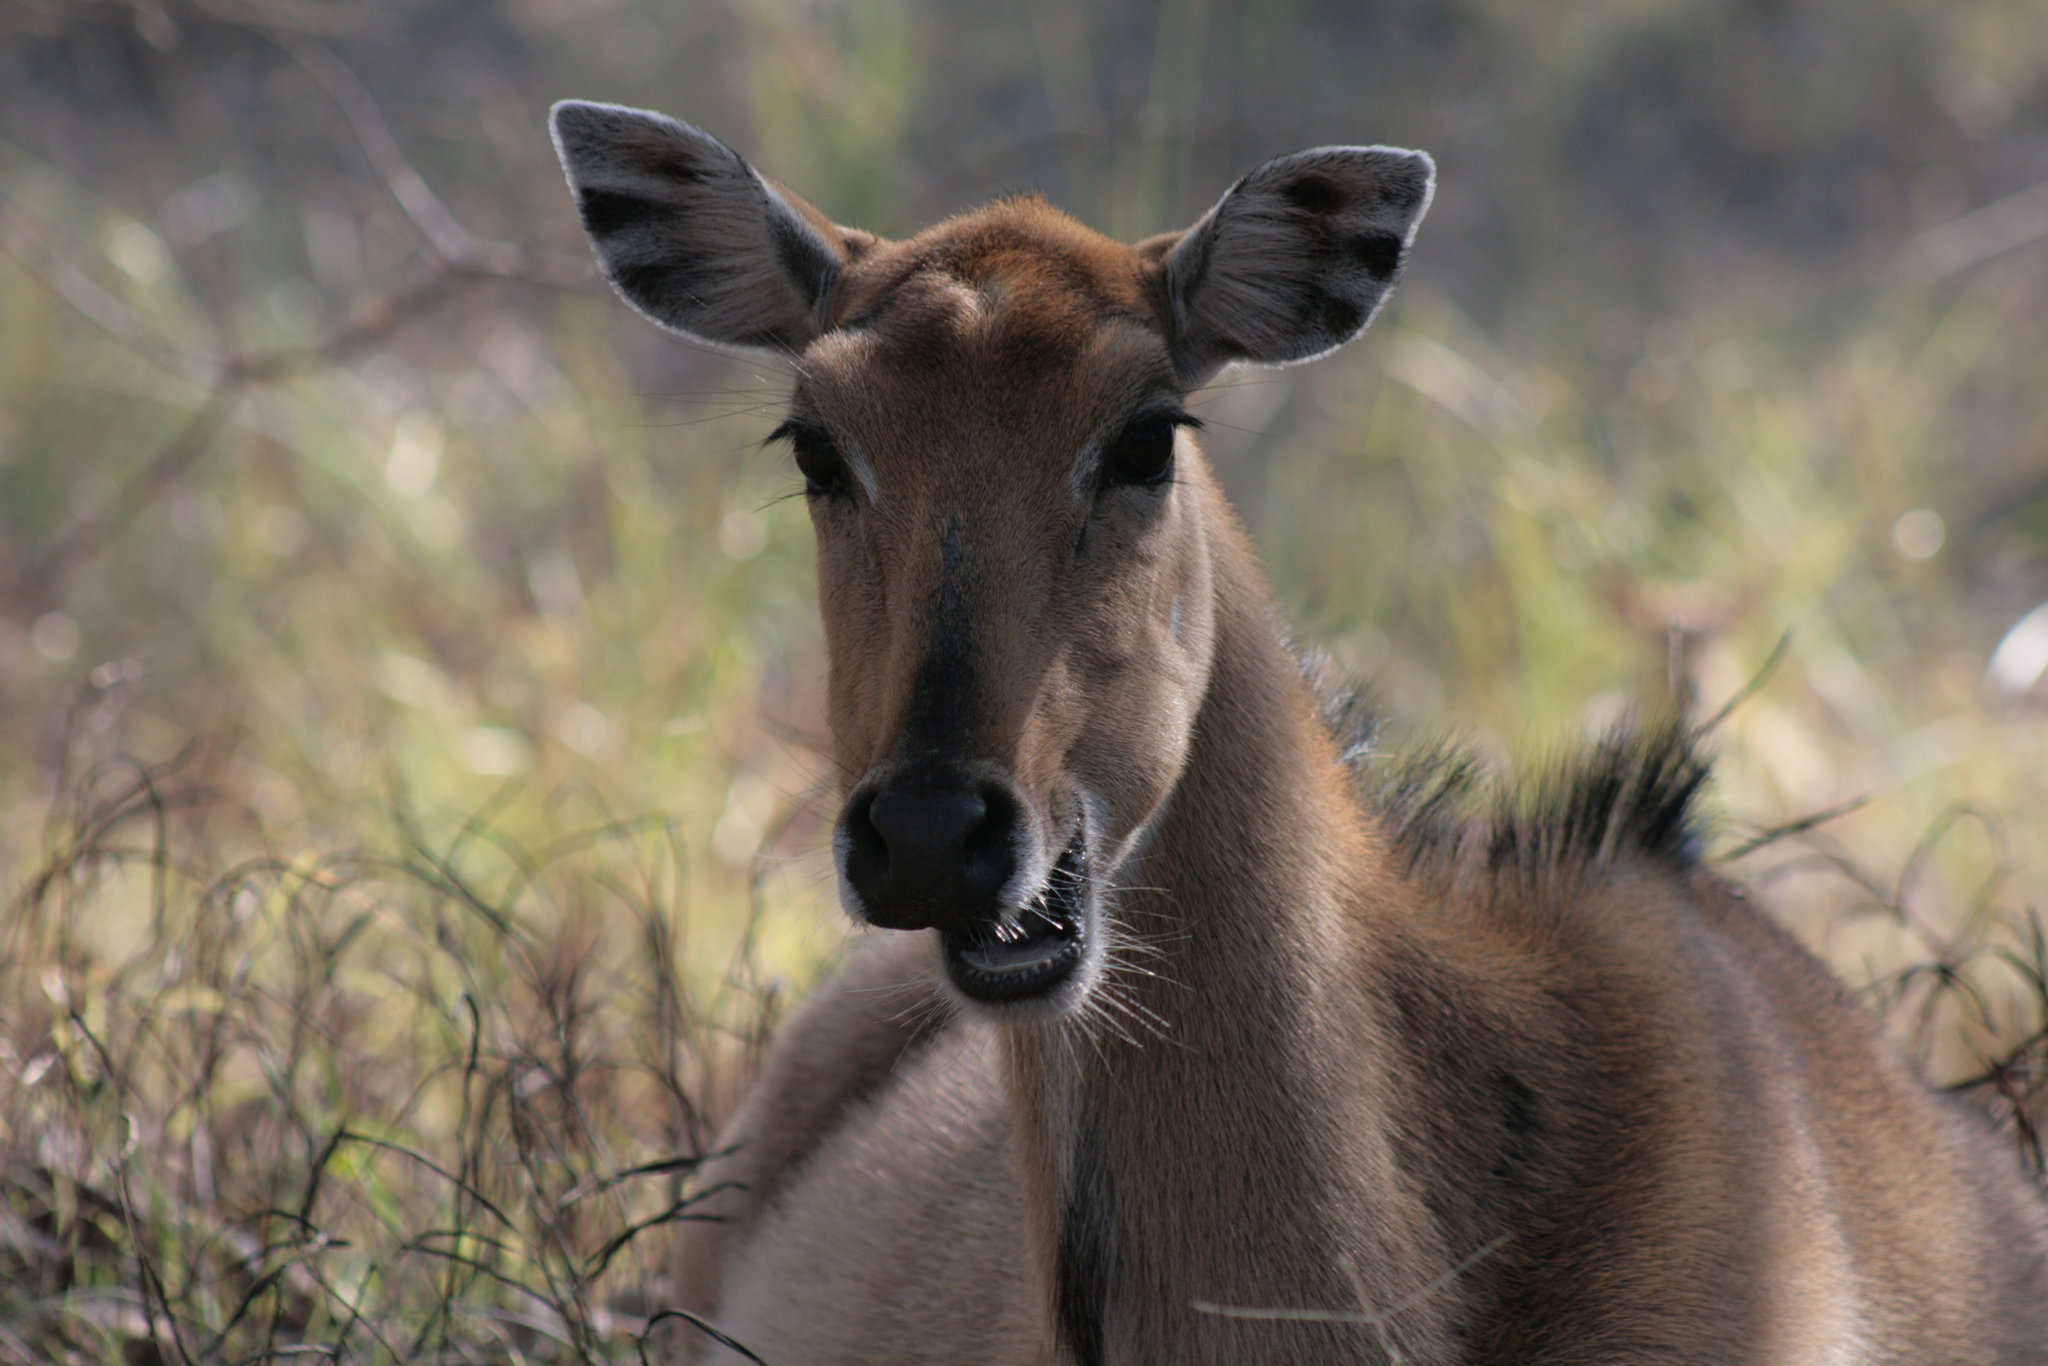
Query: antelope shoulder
676 933 1032 1365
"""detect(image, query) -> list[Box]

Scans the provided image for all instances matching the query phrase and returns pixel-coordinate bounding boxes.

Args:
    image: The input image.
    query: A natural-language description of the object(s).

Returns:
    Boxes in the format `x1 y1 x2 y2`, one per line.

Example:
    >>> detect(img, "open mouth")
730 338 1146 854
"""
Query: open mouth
942 839 1087 1004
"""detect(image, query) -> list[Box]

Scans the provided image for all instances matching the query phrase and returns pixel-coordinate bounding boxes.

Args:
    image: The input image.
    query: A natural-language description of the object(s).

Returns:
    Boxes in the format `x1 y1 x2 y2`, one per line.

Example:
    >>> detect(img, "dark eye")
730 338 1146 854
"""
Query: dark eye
1103 411 1195 488
771 420 850 499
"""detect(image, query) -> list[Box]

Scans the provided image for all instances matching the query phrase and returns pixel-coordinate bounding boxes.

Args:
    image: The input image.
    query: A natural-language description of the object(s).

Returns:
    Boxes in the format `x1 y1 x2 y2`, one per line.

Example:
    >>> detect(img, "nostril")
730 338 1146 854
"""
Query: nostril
841 789 891 911
960 784 1018 903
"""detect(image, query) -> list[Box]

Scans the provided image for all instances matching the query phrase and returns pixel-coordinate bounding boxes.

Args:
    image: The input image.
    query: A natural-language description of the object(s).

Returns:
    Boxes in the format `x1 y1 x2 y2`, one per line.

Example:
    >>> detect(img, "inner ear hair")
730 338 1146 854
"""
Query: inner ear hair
1161 145 1435 384
550 100 852 355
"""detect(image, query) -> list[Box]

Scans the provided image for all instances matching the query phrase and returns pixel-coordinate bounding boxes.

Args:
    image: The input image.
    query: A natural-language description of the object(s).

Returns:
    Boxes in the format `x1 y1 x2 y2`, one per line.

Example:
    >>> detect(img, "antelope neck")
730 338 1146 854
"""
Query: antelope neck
1002 506 1430 1363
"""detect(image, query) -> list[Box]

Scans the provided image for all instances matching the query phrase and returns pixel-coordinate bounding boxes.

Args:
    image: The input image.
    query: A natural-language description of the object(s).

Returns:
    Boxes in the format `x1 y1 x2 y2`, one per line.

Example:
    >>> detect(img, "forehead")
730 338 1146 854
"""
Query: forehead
798 199 1176 431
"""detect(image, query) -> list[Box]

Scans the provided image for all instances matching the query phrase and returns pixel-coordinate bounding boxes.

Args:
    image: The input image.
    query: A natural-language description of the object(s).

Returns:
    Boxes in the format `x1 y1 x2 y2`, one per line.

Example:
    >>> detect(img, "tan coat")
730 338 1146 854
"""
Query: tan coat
550 100 2048 1364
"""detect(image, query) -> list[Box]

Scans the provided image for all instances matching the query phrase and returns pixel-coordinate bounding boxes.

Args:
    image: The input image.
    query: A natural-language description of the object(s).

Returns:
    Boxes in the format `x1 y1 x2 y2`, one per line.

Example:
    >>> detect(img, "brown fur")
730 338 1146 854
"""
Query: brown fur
550 104 2048 1364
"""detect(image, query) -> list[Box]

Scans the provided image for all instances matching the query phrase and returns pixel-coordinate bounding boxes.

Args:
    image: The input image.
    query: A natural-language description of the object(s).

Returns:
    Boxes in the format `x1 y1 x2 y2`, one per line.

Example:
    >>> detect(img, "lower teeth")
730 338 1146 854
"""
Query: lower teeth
962 934 1063 972
950 846 1086 989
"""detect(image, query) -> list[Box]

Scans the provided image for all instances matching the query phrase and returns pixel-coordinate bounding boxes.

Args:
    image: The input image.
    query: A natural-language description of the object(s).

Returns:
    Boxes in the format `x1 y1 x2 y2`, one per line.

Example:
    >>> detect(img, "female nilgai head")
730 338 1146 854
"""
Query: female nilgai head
552 99 1430 1016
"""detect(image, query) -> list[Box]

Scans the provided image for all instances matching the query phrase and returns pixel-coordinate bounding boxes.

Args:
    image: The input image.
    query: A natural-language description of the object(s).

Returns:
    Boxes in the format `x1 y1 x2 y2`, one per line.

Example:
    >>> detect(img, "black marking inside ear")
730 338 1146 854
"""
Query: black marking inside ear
612 251 717 331
1317 293 1366 341
770 207 840 314
1280 171 1346 215
1055 1108 1117 1366
1348 231 1405 278
577 188 667 239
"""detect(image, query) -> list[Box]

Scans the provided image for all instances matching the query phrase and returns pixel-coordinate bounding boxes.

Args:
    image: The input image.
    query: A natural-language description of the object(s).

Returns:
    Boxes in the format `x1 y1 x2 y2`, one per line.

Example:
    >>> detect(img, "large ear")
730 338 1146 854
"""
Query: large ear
1159 145 1434 383
550 100 856 354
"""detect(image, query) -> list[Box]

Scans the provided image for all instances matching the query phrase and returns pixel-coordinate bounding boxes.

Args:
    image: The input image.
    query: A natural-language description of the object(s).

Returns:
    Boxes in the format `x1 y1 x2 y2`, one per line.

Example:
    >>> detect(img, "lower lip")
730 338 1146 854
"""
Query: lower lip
942 848 1087 1004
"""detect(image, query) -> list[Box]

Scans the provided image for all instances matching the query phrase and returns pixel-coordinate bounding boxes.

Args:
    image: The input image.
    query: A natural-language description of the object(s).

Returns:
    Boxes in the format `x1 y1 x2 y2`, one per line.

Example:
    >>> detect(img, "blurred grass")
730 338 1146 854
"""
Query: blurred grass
2 745 783 1362
1 0 2045 1359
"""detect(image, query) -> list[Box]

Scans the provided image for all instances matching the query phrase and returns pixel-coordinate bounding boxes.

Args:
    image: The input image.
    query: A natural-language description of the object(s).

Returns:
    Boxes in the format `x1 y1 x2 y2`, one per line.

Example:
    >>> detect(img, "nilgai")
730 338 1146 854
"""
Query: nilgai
551 100 2048 1364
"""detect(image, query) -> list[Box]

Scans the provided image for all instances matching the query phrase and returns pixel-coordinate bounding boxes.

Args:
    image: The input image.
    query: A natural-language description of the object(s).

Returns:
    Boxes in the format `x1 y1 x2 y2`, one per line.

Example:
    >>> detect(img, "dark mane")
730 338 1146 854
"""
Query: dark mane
1303 654 1711 889
1477 714 1710 878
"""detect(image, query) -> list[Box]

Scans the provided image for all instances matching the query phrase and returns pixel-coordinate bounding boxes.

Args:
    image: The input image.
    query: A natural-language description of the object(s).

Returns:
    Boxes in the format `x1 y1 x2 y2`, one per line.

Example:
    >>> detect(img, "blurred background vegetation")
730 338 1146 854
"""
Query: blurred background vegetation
1 0 2045 1360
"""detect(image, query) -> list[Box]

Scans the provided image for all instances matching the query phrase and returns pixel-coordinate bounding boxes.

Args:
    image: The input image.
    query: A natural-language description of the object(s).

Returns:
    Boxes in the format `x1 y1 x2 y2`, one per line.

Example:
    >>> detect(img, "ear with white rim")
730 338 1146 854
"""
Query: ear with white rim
549 100 855 355
1159 145 1434 383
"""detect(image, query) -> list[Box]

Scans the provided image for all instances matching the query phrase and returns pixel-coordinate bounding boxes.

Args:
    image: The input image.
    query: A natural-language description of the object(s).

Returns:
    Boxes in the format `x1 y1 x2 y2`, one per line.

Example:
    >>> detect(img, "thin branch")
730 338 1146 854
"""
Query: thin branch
0 198 211 380
1902 180 2048 281
639 1309 772 1366
333 1129 519 1231
1700 630 1791 734
9 47 595 604
278 37 468 266
16 386 238 601
582 1192 739 1280
1714 795 1872 865
280 36 590 289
